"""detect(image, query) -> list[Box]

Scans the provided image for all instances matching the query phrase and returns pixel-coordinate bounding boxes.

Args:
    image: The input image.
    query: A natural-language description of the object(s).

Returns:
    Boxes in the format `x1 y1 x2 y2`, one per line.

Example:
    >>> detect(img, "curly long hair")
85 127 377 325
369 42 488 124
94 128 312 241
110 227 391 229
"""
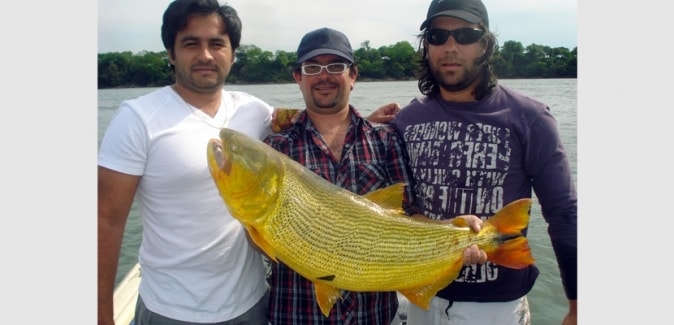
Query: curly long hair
416 22 499 100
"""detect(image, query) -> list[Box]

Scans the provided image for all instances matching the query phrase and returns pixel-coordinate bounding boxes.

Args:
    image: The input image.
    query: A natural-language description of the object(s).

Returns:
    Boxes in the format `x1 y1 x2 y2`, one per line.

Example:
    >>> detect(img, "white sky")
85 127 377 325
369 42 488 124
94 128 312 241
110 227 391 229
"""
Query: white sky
98 0 577 54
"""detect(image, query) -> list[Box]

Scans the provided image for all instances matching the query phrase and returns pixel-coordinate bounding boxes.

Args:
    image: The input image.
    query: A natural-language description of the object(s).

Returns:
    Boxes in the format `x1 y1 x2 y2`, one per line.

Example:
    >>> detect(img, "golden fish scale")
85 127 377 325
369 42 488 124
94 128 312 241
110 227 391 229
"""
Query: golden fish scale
261 159 499 292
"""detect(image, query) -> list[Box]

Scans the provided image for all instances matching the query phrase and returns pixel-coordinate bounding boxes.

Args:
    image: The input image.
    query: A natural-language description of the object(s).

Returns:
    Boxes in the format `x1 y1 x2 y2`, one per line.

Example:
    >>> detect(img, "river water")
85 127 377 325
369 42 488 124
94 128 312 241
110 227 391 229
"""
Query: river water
98 78 576 324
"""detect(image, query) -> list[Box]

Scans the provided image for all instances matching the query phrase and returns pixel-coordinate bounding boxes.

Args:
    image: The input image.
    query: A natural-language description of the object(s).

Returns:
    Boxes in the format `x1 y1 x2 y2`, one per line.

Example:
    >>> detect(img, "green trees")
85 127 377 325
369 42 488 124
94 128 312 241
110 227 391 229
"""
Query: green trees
355 41 418 80
98 51 173 88
98 40 577 88
229 45 296 83
494 41 577 78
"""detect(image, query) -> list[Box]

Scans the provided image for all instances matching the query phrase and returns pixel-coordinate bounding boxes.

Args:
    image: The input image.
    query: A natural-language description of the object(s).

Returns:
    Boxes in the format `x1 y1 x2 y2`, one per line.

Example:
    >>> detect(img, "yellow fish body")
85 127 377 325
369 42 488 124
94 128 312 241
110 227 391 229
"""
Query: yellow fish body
207 128 535 317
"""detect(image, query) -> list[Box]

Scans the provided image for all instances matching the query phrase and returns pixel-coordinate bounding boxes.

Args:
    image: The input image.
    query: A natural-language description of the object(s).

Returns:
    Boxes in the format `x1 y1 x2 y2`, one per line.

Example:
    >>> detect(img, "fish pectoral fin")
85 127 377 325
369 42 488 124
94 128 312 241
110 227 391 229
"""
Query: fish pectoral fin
244 225 278 262
400 258 465 310
364 183 406 212
313 282 342 317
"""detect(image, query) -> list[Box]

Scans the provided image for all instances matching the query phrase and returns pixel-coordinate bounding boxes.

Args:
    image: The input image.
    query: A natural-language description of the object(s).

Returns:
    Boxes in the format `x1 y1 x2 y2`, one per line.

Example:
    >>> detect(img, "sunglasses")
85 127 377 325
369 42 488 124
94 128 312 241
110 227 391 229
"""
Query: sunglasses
300 63 351 75
425 28 484 46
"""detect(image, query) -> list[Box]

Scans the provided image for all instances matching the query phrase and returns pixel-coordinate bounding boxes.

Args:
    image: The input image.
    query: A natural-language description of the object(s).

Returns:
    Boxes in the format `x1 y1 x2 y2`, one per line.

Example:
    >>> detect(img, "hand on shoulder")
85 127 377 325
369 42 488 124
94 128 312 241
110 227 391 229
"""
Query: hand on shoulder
271 108 302 132
367 102 401 124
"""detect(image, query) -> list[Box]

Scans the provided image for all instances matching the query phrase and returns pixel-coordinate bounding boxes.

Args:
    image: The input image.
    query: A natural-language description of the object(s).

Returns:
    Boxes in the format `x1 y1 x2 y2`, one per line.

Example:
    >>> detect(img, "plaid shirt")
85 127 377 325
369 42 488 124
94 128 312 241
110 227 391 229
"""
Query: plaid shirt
263 106 417 325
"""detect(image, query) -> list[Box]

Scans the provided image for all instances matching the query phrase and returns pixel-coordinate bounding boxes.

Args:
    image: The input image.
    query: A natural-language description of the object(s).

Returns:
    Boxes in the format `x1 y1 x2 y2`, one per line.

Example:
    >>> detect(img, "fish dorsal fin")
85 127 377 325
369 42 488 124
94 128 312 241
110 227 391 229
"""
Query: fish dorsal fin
363 183 406 212
314 282 342 317
244 225 278 262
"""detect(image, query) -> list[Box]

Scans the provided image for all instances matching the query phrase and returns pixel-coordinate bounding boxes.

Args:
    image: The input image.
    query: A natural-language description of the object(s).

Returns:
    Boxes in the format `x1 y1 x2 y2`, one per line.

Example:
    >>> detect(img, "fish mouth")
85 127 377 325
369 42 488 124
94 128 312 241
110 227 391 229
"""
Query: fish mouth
208 138 231 175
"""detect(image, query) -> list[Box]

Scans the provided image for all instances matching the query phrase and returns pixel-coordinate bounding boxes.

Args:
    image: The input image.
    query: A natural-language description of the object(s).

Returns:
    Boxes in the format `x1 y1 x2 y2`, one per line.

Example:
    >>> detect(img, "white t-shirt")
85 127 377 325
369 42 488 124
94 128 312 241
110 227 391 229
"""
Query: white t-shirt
98 86 273 322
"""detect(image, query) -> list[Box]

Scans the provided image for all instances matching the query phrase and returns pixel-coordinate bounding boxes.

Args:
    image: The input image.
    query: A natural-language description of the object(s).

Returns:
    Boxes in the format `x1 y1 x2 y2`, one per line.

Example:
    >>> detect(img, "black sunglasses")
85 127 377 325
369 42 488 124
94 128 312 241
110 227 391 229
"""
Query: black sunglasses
425 28 484 45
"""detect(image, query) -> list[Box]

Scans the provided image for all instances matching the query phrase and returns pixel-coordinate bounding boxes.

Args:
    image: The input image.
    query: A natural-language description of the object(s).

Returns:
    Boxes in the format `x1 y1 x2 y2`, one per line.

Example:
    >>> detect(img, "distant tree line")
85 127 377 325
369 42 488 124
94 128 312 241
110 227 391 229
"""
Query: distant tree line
98 40 576 88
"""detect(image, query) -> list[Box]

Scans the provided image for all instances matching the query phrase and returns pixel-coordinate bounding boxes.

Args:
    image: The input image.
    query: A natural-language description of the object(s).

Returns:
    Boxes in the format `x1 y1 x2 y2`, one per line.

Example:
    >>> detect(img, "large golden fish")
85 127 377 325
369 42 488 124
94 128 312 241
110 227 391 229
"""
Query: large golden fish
207 128 535 317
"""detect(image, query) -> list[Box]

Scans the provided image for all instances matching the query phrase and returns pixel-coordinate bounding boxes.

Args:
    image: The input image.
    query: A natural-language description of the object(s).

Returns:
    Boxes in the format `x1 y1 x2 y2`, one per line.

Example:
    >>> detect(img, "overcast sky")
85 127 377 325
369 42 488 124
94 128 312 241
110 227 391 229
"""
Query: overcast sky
98 0 577 54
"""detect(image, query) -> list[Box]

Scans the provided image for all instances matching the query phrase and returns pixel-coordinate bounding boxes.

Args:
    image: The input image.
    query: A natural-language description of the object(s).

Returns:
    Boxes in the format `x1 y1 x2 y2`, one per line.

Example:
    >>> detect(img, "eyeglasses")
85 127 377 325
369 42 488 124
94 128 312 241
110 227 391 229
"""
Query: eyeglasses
301 63 351 75
425 28 484 46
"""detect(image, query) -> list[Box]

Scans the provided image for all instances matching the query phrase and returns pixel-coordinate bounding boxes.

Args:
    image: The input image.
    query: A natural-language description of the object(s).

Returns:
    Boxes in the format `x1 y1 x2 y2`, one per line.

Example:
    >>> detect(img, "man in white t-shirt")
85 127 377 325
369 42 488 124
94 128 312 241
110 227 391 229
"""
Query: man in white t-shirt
97 1 272 324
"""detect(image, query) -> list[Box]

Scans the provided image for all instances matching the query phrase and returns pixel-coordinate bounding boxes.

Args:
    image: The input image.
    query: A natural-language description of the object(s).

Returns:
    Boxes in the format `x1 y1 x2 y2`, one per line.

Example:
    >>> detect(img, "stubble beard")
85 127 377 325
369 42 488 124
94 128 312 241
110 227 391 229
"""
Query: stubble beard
175 65 229 94
432 61 482 93
310 82 343 111
312 95 340 110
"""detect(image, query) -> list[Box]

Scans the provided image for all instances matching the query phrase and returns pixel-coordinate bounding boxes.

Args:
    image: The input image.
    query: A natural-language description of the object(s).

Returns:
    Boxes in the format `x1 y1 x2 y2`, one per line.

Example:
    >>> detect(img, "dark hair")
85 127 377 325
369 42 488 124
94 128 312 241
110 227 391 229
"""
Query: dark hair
161 0 242 55
416 22 498 100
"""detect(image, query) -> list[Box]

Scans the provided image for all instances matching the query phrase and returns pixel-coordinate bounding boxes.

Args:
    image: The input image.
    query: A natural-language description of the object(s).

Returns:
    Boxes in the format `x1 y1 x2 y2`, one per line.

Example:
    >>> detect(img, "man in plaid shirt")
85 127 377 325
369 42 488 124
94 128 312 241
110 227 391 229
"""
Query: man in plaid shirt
262 27 417 325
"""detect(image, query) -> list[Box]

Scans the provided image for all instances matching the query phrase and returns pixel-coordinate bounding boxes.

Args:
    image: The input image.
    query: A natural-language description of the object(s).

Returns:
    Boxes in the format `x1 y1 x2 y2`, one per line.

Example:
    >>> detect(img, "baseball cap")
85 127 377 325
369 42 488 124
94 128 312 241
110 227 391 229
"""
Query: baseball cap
296 27 354 64
419 0 489 30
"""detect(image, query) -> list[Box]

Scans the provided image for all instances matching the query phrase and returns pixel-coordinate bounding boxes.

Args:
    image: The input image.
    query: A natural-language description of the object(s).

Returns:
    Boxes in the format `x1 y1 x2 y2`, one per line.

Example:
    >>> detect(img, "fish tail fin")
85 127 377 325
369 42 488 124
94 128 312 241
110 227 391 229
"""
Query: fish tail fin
488 236 535 269
484 198 536 269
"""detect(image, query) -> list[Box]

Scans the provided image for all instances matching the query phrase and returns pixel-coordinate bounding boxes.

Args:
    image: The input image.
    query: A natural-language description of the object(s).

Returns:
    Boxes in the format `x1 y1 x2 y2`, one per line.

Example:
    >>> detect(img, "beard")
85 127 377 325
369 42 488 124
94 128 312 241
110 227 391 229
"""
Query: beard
174 64 229 94
308 81 345 111
430 59 482 93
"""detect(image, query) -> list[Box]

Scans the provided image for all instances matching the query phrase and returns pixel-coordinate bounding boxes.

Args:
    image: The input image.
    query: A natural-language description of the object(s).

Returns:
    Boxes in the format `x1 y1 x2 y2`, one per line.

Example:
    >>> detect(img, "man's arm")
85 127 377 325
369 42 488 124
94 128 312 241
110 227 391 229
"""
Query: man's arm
98 166 140 325
367 102 401 124
563 300 577 325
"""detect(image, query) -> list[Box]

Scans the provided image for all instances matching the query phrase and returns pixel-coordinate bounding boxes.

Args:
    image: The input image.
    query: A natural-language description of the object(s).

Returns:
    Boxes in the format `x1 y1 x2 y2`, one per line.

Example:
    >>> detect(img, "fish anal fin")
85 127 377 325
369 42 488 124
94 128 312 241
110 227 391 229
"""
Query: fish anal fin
244 225 278 263
399 286 434 310
314 282 342 317
364 183 406 212
400 258 464 310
